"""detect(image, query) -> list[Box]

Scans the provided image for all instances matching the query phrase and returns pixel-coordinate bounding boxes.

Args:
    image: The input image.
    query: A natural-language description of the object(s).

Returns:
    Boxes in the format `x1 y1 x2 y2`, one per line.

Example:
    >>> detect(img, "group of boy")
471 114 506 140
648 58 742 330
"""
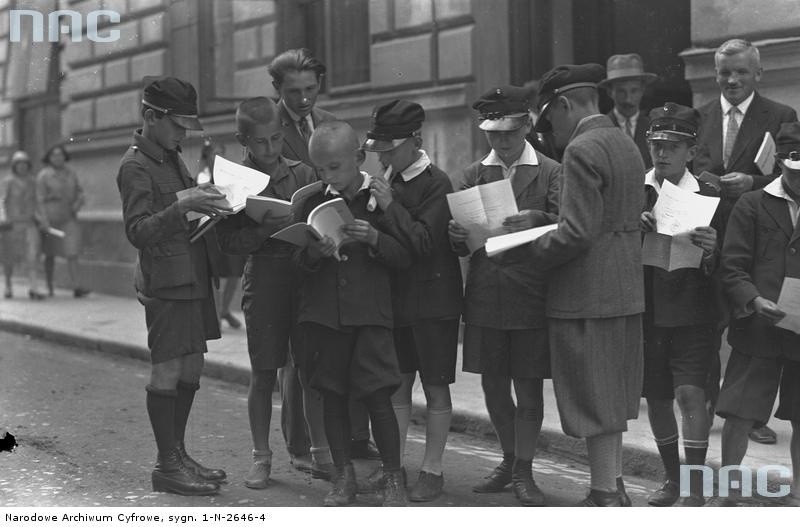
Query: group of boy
116 39 800 508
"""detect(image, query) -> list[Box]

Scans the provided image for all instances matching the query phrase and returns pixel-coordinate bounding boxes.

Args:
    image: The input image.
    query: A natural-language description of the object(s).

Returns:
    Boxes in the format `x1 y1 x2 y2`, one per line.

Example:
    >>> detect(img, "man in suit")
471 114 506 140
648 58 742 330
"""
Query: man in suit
714 122 800 506
600 53 657 169
527 64 645 506
267 48 379 464
695 38 797 444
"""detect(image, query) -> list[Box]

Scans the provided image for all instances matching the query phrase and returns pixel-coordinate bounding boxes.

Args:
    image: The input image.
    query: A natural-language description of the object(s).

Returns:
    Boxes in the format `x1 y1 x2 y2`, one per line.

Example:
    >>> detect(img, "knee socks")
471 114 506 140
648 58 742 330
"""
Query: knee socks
146 385 177 456
655 433 680 482
322 391 351 467
684 438 709 495
586 432 619 493
514 405 543 462
365 388 401 472
421 406 452 475
174 381 199 444
392 402 411 463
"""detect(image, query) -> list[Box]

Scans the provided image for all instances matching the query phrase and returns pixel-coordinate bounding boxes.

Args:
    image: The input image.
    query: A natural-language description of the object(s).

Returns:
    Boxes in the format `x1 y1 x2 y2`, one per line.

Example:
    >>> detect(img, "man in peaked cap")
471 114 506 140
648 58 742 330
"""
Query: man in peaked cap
639 103 722 507
117 76 231 496
599 53 657 168
449 85 560 506
525 64 645 506
363 99 462 502
714 122 800 506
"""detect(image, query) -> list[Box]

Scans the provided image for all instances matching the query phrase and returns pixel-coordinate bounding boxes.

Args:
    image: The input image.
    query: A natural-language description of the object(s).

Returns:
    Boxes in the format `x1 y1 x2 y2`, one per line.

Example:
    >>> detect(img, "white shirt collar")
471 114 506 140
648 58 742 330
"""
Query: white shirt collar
481 141 539 169
613 108 639 126
398 150 432 182
325 171 370 197
764 176 796 203
720 91 755 117
644 167 700 193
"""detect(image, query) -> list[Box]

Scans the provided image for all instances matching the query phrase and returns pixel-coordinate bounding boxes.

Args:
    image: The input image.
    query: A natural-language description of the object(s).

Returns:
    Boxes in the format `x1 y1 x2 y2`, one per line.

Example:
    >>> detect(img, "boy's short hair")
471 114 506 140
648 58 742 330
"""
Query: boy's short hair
268 48 327 86
235 97 280 136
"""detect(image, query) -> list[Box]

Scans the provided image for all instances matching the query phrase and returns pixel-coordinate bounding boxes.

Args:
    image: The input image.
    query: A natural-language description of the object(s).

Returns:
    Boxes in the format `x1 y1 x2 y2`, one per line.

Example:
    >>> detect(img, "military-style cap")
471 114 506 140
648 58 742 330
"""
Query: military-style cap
363 99 424 152
535 63 605 132
142 76 203 130
10 150 31 166
646 102 700 142
776 122 800 170
472 85 531 131
598 54 657 89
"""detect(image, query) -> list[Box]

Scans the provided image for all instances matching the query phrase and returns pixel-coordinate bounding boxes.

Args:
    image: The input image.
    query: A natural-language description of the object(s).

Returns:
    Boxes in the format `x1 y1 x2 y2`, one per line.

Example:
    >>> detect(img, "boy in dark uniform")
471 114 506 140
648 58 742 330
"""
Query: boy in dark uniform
362 100 463 502
296 121 411 506
215 97 333 489
638 103 721 507
117 77 230 495
449 86 560 506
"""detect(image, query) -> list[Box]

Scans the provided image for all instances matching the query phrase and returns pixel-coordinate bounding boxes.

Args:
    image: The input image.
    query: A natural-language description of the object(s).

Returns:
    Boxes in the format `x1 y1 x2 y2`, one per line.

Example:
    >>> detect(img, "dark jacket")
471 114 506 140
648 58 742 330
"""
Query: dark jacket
117 130 219 300
607 110 652 169
278 102 337 167
295 183 412 330
380 162 463 326
454 153 561 329
721 186 800 359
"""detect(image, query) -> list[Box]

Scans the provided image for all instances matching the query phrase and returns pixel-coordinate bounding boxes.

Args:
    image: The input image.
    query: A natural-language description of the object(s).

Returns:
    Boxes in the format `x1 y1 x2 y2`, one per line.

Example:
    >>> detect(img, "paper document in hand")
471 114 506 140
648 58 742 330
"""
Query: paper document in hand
642 232 704 271
367 165 393 212
485 223 558 257
46 227 65 238
652 180 719 236
271 198 355 250
446 179 519 252
755 132 776 176
246 181 323 223
212 155 270 210
775 277 800 334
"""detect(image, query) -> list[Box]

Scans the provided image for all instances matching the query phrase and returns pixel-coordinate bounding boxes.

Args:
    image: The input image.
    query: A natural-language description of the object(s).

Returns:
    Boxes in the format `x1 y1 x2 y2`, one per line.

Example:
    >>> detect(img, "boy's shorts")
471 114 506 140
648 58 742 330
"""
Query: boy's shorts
302 322 401 400
138 293 219 364
394 319 459 385
642 323 715 400
717 348 800 425
462 325 550 379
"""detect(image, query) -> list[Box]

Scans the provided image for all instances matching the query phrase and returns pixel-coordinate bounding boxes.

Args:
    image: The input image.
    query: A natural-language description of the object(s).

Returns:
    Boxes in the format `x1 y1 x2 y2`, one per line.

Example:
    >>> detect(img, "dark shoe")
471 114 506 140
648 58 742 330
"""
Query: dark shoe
220 312 241 329
323 463 357 507
511 459 545 506
151 449 219 496
382 469 409 507
647 479 680 507
472 456 514 493
675 495 706 507
28 290 46 300
290 454 314 474
408 470 443 502
350 439 381 460
244 451 272 489
311 460 335 481
577 489 622 507
749 425 777 444
361 465 407 494
617 477 631 507
175 441 226 481
73 287 91 298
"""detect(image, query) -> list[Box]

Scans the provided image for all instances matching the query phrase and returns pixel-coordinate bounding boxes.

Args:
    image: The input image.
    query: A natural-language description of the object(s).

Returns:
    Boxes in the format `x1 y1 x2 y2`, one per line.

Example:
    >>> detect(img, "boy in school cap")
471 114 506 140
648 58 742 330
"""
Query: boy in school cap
117 76 231 495
639 103 722 506
715 122 800 506
362 100 463 502
449 85 560 506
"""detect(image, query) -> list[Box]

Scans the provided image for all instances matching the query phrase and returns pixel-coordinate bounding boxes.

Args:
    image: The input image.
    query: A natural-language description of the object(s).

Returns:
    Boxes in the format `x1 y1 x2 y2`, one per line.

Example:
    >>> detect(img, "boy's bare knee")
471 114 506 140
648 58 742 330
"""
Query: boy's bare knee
150 359 182 389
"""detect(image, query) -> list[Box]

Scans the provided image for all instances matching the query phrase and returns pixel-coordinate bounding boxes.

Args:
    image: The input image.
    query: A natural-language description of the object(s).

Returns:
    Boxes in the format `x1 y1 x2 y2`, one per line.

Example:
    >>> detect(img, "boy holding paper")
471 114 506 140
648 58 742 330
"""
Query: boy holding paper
714 122 800 506
296 121 412 506
638 103 721 507
215 97 334 488
448 86 560 506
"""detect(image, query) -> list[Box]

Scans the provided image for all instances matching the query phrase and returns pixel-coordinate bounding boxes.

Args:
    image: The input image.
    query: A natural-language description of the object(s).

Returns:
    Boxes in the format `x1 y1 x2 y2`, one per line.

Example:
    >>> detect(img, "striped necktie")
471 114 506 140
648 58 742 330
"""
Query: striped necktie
723 106 740 168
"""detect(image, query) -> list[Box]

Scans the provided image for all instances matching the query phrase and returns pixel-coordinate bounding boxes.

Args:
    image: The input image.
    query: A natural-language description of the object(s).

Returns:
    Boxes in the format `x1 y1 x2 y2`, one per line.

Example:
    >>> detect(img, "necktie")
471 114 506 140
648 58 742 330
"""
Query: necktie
723 106 740 168
297 116 311 144
625 118 634 138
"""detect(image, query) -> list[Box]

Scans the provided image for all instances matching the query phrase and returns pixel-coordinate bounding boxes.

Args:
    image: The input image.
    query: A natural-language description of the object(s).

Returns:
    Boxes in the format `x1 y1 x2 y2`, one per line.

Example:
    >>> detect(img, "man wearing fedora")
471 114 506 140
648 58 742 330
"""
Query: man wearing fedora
600 53 657 169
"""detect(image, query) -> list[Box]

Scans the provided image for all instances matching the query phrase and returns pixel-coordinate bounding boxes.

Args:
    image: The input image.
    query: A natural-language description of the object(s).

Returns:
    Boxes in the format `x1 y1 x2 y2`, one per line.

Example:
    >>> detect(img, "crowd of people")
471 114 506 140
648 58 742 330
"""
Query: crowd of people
112 37 800 508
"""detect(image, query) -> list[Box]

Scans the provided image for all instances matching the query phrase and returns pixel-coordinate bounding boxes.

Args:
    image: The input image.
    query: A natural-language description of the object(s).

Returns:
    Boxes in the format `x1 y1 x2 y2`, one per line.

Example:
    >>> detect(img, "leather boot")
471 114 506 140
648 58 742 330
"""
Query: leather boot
382 469 409 507
617 476 632 507
176 441 226 481
323 463 357 506
511 459 545 506
152 449 219 496
472 454 513 493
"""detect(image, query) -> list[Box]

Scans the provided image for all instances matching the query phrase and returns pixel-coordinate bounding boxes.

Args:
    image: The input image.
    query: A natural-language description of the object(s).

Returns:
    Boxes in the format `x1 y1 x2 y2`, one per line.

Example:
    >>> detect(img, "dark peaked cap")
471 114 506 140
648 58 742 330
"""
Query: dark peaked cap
647 102 700 142
472 85 530 131
534 63 605 132
363 99 425 152
142 76 203 130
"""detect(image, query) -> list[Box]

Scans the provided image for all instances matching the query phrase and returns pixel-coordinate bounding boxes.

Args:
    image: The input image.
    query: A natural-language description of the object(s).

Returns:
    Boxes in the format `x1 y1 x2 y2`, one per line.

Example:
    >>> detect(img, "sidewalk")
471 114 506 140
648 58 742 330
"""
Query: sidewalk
0 281 792 482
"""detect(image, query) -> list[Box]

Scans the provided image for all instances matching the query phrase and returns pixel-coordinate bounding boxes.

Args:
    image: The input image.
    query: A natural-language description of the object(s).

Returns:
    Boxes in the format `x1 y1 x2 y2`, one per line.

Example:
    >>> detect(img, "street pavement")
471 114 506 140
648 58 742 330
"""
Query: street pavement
0 280 795 505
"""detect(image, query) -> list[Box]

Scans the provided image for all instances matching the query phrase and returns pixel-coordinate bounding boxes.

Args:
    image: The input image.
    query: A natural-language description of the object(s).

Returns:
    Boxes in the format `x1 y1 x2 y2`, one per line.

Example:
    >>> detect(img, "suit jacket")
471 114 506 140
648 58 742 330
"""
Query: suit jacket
117 131 219 300
380 163 463 326
528 114 645 319
455 154 561 329
278 102 337 166
694 92 797 227
721 187 800 359
607 110 652 169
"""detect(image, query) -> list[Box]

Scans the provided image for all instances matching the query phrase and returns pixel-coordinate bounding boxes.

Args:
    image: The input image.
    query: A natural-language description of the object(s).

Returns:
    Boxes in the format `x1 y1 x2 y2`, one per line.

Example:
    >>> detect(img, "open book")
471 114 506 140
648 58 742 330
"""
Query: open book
245 181 323 223
754 132 776 176
271 198 355 257
446 179 519 253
